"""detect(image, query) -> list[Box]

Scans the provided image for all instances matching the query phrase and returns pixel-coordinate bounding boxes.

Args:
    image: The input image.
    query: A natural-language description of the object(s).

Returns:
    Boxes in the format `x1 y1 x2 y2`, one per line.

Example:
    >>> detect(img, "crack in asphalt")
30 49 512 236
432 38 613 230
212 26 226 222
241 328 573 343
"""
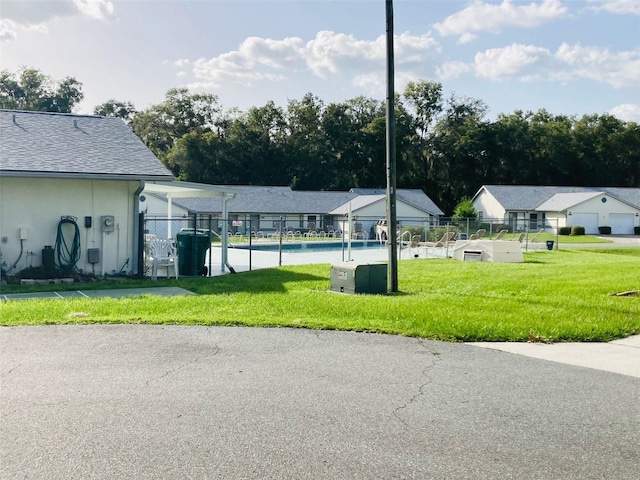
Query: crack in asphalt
0 363 21 378
392 341 442 427
145 344 220 387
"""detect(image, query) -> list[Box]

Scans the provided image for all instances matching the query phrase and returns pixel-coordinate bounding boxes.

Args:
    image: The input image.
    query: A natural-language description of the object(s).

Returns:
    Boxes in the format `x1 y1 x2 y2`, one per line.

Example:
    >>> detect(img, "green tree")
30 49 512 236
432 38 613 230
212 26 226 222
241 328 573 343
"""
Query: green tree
452 197 477 220
93 99 136 124
0 68 83 112
132 87 220 156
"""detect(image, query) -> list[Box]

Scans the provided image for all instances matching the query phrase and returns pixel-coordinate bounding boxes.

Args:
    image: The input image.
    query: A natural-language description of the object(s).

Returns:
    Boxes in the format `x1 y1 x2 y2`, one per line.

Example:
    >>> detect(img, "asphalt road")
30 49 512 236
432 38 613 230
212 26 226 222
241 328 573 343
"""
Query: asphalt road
1 325 638 480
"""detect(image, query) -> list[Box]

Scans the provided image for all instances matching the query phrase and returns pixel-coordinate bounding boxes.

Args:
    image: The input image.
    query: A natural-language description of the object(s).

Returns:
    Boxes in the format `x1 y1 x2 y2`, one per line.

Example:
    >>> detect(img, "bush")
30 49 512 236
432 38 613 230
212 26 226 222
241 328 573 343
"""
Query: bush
571 225 585 236
401 225 427 241
426 226 459 242
635 226 640 235
559 226 572 235
598 226 612 235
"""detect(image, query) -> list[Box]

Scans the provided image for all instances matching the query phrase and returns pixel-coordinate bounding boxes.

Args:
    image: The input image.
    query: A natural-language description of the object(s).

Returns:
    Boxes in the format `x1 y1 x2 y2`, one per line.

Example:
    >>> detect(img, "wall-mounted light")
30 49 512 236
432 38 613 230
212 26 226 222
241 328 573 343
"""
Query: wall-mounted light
568 211 572 216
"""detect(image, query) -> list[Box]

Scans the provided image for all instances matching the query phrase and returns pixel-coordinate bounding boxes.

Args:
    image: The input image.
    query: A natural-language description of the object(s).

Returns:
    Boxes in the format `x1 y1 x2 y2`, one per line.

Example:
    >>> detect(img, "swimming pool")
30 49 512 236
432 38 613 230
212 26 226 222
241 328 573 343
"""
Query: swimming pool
234 240 386 252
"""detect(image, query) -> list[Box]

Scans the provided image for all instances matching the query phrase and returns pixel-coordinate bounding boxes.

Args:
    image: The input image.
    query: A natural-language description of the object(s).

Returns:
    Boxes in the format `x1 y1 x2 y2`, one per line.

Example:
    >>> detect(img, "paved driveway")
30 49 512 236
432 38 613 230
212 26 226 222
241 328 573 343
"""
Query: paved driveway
1 325 638 480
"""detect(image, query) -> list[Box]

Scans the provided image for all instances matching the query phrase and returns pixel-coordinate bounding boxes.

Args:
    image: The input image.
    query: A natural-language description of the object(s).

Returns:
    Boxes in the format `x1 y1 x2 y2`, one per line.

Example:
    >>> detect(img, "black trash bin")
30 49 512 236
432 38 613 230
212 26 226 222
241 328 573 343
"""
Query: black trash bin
176 229 212 276
546 240 555 251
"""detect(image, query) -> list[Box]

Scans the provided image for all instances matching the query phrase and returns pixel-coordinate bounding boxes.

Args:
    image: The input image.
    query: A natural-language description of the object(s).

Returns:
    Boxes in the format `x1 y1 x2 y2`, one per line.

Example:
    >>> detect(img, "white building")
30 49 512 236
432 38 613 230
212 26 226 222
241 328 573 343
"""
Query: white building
0 109 173 276
472 185 640 234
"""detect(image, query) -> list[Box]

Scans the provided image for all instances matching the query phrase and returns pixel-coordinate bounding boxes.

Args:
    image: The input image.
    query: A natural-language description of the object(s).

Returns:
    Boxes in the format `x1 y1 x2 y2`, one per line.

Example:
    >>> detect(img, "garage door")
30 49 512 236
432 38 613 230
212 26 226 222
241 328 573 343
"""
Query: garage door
569 213 599 234
610 213 635 234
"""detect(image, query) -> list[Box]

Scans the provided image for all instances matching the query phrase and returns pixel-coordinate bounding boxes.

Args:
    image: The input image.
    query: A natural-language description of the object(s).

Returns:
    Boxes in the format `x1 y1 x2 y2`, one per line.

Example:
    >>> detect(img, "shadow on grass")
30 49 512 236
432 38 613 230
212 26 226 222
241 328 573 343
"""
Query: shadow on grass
174 268 328 295
0 268 328 296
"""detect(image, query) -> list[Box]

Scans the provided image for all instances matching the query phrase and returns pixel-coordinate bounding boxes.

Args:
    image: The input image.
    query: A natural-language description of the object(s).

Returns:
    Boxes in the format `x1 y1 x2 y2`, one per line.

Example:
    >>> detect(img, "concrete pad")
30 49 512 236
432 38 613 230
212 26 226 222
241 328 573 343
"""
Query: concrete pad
469 334 640 378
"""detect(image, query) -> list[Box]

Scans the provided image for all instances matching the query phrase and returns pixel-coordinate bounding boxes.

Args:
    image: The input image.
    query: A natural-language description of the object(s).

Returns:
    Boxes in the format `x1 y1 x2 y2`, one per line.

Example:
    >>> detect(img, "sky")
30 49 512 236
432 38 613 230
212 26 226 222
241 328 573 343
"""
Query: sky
1 0 639 122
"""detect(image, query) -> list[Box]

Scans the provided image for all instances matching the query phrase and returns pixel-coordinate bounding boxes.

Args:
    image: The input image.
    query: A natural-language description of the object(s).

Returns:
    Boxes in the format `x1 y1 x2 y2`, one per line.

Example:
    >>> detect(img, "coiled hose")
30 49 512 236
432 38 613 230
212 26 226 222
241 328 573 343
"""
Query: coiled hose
55 216 81 270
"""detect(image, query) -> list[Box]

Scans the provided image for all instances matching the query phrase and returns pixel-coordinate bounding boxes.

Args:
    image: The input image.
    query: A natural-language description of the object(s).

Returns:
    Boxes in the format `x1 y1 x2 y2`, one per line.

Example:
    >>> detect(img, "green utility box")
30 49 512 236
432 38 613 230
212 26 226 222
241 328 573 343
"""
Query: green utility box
330 262 387 294
176 229 211 276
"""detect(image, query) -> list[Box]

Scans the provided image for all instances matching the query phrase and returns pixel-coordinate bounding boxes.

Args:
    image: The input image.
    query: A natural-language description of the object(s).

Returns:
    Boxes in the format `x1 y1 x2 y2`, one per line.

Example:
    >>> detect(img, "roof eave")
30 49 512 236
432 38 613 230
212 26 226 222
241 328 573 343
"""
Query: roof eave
0 171 175 181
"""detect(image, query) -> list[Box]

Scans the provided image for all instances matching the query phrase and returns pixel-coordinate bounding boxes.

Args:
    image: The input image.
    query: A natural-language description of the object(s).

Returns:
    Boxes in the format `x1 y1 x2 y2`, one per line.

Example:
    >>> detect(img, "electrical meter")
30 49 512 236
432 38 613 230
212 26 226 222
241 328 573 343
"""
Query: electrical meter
101 215 115 233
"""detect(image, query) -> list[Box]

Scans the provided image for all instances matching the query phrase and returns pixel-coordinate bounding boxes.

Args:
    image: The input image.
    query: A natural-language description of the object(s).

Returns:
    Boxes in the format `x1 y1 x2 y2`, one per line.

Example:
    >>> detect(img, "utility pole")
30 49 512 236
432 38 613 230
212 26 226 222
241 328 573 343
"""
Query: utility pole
385 0 398 292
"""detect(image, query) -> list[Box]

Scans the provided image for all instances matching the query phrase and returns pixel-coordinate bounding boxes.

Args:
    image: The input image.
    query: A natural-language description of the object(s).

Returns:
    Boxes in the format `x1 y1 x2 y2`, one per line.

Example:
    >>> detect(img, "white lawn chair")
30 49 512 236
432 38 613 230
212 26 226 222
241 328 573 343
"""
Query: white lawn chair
149 238 178 280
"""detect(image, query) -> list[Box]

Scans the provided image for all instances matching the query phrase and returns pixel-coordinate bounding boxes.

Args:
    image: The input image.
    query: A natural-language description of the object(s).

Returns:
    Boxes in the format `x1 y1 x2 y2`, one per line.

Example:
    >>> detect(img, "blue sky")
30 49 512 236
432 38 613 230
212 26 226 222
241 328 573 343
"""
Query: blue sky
1 0 639 122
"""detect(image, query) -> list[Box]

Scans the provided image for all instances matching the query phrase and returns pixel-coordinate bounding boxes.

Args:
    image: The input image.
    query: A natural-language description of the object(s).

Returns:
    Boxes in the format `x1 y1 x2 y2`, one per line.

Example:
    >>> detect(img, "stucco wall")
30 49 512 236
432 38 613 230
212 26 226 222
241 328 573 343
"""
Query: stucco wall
566 195 639 234
0 177 139 276
473 190 506 220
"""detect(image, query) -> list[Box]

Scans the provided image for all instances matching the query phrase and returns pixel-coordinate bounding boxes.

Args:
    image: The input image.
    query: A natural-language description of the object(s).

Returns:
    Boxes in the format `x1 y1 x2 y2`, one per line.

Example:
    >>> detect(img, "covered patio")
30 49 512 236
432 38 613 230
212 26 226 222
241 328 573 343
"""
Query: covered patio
142 181 242 275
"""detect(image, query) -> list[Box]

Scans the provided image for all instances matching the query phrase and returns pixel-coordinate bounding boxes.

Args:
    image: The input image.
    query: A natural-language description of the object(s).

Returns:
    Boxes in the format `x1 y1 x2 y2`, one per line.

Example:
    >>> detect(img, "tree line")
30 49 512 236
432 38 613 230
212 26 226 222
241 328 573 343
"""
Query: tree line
2 68 638 214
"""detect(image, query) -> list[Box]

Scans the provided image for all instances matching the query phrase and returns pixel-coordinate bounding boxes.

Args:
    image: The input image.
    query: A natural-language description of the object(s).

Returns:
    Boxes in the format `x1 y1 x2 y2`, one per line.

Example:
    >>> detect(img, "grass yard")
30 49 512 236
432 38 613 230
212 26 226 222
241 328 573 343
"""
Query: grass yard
1 248 639 343
531 233 611 244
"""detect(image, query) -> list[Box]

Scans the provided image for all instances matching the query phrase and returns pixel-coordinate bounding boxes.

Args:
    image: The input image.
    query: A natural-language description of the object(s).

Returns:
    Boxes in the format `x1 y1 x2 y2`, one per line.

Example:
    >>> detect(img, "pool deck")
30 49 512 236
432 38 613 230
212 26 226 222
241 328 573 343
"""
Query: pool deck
206 243 399 276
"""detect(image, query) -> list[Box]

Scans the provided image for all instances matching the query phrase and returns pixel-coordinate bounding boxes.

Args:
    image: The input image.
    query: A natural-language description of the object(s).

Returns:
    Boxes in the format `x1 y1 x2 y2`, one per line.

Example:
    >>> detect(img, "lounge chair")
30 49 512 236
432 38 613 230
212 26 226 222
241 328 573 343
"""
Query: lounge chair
525 228 546 250
492 229 509 240
508 232 526 243
419 231 457 248
475 228 486 239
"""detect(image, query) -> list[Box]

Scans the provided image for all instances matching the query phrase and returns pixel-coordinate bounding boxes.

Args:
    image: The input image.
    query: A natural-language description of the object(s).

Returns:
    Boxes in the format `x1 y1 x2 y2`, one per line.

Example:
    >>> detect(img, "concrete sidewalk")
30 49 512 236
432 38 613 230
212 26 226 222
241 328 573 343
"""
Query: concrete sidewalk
469 334 640 378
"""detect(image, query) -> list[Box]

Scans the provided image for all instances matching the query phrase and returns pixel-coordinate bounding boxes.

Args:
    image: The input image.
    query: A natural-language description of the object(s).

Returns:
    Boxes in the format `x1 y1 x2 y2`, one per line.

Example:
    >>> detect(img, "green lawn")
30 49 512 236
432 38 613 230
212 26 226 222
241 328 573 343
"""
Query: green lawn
1 248 639 343
529 233 611 244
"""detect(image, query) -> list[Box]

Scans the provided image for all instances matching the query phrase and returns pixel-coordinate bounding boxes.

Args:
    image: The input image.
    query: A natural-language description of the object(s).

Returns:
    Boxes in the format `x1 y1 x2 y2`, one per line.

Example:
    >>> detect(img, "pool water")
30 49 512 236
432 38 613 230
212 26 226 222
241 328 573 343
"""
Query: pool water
234 240 386 252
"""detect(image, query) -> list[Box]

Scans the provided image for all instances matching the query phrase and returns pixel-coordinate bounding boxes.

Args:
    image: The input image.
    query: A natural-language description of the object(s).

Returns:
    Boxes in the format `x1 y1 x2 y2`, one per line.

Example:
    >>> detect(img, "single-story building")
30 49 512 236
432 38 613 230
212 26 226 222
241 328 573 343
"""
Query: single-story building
0 109 174 276
143 186 445 238
472 185 640 234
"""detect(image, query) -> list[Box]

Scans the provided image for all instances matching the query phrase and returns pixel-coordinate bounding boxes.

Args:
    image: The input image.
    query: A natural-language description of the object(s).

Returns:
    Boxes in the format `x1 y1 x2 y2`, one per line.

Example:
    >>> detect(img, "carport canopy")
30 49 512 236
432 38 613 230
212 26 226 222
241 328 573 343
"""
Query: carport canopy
143 181 242 273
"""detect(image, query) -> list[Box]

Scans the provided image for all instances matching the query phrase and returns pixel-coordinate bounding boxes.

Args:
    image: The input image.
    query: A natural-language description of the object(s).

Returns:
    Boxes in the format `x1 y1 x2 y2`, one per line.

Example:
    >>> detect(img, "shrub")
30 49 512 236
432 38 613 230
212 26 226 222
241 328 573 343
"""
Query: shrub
598 226 612 235
635 226 640 235
452 197 478 220
425 226 459 242
401 225 427 241
571 225 585 236
559 226 572 235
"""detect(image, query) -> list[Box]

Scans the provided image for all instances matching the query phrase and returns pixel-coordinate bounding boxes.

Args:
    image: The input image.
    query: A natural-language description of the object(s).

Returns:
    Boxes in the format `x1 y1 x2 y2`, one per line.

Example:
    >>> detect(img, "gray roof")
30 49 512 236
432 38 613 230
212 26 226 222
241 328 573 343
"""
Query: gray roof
170 186 445 216
350 188 445 215
0 109 173 180
328 194 385 215
476 185 640 210
535 192 602 211
171 186 358 214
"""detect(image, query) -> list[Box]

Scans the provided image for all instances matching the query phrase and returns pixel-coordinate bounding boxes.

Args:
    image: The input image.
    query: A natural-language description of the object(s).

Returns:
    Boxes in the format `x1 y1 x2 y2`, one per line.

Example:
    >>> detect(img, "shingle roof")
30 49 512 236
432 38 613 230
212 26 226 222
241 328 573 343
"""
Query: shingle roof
478 185 640 210
327 195 385 215
535 192 602 211
169 186 445 216
0 109 173 180
170 186 359 214
350 188 445 215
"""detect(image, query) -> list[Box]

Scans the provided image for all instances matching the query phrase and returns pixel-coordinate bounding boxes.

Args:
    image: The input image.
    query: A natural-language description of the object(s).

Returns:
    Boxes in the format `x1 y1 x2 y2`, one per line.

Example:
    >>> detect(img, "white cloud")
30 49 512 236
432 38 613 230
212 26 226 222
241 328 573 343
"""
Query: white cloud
187 30 439 88
475 44 551 80
173 59 191 68
0 0 114 41
588 0 640 15
0 19 18 41
553 43 640 88
436 61 473 80
73 0 115 20
351 73 384 95
609 104 640 122
434 0 567 43
468 42 640 88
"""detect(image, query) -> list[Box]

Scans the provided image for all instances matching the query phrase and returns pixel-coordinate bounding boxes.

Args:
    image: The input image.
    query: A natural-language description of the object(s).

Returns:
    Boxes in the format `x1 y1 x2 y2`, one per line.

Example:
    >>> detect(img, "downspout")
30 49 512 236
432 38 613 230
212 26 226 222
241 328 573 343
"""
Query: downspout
132 180 145 275
221 193 237 273
167 194 173 238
